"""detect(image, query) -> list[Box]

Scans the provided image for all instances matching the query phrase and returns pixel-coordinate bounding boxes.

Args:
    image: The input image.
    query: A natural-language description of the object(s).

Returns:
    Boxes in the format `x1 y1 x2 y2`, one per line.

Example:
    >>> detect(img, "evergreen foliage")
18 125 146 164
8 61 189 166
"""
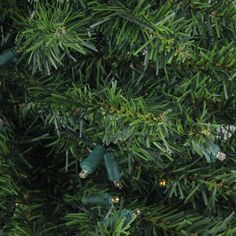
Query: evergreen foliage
0 0 236 235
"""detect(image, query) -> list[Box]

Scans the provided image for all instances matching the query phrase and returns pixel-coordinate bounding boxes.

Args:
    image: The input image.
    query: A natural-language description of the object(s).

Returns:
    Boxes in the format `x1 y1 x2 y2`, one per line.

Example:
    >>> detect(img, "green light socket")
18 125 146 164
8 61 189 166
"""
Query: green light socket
79 145 106 178
203 141 226 162
0 48 17 67
104 152 123 188
81 193 119 207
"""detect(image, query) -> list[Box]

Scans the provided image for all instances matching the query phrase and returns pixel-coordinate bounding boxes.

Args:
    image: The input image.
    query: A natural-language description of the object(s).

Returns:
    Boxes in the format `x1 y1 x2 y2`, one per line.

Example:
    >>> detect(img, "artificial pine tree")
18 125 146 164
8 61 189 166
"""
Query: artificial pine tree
0 0 236 235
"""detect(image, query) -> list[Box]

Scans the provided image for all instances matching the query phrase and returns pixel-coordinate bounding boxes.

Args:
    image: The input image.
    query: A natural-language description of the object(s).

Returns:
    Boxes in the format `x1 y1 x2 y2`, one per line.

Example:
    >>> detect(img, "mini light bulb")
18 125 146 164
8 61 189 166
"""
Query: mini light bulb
79 169 89 179
111 196 120 204
216 152 226 161
133 208 141 216
159 179 167 187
